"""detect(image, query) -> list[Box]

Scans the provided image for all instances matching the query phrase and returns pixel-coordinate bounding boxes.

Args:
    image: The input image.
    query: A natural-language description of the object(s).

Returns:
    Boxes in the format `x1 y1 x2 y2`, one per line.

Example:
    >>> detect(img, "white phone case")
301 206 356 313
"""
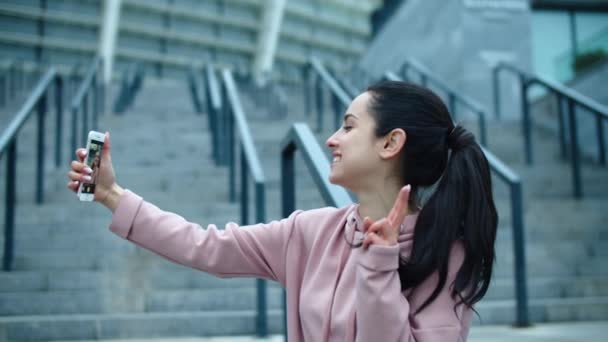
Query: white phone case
78 130 105 201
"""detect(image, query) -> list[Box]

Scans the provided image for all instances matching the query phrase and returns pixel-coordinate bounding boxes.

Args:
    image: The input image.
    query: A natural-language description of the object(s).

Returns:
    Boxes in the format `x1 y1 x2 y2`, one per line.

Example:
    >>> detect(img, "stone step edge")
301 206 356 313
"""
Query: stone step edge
0 309 283 323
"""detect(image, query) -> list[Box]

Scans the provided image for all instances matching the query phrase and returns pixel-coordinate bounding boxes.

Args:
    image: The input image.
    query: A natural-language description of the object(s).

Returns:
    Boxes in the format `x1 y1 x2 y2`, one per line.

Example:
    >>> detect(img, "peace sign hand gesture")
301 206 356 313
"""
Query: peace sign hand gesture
362 185 411 249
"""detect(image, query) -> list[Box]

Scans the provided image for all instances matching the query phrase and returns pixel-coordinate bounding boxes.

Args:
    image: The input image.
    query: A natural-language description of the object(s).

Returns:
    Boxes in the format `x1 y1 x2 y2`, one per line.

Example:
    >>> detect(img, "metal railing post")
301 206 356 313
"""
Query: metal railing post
240 149 249 225
54 77 63 167
36 92 47 204
448 92 457 120
557 95 568 160
255 182 268 337
228 104 236 202
493 67 500 120
3 140 17 271
511 182 530 327
596 114 606 165
567 99 583 198
400 62 409 81
281 143 295 342
83 94 89 145
303 65 310 118
316 75 324 132
71 105 78 158
479 110 487 146
92 74 98 129
521 77 533 165
332 94 341 131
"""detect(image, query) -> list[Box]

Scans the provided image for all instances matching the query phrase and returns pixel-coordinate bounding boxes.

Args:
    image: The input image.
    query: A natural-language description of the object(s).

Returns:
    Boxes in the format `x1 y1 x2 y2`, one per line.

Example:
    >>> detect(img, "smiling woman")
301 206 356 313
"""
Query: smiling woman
67 81 497 342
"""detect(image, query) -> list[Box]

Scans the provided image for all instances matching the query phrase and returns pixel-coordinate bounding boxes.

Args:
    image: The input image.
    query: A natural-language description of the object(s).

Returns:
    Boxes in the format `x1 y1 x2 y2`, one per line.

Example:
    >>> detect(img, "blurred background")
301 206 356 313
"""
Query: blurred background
0 0 606 341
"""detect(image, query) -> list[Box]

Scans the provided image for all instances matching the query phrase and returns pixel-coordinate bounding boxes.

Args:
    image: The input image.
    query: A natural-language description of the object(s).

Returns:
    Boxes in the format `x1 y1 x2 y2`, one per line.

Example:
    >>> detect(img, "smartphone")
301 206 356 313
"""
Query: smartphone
78 130 105 201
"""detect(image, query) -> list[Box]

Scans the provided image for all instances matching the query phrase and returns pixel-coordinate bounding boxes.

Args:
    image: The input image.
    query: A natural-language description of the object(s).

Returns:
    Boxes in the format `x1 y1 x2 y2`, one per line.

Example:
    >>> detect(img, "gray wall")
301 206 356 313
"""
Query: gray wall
358 0 532 120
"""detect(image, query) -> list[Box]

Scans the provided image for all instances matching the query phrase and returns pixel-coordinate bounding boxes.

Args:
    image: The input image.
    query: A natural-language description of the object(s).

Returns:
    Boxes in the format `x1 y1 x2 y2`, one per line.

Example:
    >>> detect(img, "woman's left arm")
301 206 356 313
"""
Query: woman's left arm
355 186 470 341
354 243 469 342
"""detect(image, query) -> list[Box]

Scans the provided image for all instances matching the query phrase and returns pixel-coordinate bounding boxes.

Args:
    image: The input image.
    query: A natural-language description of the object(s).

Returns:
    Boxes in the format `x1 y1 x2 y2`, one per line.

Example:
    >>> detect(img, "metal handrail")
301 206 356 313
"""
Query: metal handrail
280 123 353 340
113 63 144 114
0 68 63 271
387 70 529 326
187 66 203 114
220 68 269 338
204 65 225 166
70 57 103 156
493 61 608 198
306 57 352 132
400 58 488 146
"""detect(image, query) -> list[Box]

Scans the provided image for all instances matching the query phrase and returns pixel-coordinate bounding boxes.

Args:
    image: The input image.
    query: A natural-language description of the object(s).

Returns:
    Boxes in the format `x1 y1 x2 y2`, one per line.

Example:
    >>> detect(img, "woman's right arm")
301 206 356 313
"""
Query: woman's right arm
108 189 301 285
67 133 300 286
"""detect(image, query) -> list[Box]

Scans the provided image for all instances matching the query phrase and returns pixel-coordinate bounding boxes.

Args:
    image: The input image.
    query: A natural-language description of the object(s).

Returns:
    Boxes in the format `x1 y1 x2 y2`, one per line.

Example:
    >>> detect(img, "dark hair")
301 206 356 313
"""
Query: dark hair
365 81 498 315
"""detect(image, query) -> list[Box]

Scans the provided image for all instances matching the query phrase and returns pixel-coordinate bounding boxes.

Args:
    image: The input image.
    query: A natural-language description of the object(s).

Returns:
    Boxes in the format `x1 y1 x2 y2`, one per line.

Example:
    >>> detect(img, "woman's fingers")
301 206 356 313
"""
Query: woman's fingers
67 180 79 192
68 170 92 183
76 148 87 162
70 160 93 174
363 230 385 249
388 185 411 227
363 218 389 249
362 216 373 232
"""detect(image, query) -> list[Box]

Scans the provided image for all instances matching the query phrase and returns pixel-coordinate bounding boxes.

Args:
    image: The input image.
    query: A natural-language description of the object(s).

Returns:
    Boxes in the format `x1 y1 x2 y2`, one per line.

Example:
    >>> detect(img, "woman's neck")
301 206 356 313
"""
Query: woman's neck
355 177 408 222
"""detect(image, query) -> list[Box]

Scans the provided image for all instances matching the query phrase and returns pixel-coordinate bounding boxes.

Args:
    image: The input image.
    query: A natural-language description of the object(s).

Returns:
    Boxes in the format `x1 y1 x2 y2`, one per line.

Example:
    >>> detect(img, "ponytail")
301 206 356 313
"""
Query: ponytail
398 125 498 314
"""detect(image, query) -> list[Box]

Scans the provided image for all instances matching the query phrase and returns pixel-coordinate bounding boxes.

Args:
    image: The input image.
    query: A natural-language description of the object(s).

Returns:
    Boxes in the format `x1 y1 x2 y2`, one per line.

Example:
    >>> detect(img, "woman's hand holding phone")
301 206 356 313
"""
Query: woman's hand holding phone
67 132 124 212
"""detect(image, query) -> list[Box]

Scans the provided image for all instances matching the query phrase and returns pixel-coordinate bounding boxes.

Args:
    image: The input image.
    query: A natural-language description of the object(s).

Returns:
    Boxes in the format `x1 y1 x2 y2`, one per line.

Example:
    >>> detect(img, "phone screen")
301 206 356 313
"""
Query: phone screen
81 140 103 194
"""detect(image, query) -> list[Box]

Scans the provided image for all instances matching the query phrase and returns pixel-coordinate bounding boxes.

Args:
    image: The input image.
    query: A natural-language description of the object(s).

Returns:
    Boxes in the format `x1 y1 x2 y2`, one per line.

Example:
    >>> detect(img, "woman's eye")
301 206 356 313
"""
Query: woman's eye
343 125 353 131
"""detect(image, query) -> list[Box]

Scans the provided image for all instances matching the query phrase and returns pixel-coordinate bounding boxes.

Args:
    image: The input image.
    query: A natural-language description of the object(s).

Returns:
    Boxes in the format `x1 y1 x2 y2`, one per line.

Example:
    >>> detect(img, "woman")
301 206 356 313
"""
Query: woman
67 81 497 341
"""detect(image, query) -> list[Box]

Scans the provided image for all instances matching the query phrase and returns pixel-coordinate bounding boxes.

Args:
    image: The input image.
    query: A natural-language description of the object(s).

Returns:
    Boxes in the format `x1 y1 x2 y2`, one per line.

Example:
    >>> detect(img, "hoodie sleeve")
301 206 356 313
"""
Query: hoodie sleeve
109 190 302 286
354 242 470 342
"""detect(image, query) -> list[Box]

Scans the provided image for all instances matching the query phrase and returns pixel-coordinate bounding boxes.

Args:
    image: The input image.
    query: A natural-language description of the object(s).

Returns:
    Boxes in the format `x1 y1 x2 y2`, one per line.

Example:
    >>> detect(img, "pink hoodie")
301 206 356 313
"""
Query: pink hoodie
110 190 472 341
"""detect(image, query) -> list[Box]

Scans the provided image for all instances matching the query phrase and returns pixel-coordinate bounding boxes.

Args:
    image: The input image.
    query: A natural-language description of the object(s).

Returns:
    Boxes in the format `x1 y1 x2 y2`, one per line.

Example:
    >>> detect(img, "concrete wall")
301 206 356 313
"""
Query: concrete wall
358 0 533 120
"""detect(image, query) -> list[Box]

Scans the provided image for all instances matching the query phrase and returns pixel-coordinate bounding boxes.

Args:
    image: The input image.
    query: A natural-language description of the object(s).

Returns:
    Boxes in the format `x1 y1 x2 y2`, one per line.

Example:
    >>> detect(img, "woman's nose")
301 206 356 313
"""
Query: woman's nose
326 133 338 148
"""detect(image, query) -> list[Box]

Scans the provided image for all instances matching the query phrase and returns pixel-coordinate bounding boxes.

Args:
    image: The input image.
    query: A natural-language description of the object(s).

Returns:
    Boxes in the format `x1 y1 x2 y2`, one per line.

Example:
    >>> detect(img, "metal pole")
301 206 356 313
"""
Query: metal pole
492 67 500 120
567 99 582 198
93 74 99 129
316 75 323 132
36 93 47 204
332 94 341 131
240 150 249 226
557 95 568 160
71 106 78 158
448 93 457 120
521 78 533 165
400 63 409 81
595 114 605 165
281 143 295 342
569 10 578 64
255 182 268 337
303 65 310 118
3 140 17 271
479 111 487 147
83 94 89 146
55 76 63 167
511 182 530 327
228 106 236 202
420 74 428 87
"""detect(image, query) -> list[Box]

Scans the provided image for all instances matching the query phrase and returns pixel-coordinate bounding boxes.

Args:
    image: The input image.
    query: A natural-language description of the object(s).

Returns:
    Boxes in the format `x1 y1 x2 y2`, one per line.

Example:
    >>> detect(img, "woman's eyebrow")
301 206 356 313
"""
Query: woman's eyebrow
343 113 358 121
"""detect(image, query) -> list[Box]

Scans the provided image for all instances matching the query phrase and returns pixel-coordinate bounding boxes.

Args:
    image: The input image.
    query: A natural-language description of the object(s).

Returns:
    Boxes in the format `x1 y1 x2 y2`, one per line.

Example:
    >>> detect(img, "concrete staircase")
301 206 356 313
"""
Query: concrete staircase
1 71 607 341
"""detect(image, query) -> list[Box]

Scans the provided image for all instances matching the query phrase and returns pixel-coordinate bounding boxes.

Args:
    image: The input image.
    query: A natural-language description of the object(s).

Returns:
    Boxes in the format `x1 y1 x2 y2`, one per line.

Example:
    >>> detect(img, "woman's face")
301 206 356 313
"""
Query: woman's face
325 92 384 191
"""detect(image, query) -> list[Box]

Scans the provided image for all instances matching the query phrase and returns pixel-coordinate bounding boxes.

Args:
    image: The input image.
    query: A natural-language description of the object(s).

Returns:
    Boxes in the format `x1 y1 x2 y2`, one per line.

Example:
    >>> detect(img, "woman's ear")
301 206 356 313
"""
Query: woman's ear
379 128 406 159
